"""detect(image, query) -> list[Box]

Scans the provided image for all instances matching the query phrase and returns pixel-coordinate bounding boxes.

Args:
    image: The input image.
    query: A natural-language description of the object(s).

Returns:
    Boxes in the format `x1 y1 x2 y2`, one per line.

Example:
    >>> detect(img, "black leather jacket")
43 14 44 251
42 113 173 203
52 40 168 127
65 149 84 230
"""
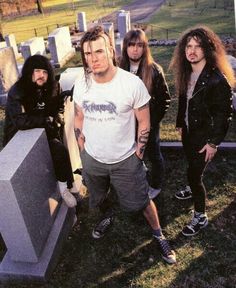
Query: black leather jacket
135 63 171 129
3 81 64 146
176 65 233 147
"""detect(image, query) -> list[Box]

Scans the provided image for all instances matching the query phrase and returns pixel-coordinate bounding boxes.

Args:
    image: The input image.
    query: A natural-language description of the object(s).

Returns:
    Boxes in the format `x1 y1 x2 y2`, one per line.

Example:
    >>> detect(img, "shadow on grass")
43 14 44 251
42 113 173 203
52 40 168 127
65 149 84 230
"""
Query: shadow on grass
0 151 235 288
168 194 236 288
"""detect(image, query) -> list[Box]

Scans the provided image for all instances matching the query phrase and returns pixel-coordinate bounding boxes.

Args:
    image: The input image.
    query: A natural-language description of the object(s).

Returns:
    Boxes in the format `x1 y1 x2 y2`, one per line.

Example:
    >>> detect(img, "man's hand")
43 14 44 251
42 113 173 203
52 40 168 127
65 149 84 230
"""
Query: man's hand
199 143 217 162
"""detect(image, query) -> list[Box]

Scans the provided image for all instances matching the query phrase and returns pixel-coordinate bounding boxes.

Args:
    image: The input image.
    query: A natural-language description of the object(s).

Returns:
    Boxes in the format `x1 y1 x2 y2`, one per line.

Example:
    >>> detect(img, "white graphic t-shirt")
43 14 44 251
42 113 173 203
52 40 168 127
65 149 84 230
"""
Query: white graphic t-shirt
73 67 150 164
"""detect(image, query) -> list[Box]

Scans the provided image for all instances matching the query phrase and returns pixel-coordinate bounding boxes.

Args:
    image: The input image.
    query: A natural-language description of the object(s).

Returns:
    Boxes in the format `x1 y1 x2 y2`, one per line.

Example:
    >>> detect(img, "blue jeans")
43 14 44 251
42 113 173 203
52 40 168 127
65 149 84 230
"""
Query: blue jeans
144 125 165 189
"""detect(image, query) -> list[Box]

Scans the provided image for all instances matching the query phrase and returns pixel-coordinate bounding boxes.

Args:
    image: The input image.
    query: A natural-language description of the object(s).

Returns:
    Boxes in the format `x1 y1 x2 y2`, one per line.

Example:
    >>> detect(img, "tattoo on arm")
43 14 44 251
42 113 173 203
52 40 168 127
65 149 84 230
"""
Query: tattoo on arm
138 128 150 155
138 103 149 111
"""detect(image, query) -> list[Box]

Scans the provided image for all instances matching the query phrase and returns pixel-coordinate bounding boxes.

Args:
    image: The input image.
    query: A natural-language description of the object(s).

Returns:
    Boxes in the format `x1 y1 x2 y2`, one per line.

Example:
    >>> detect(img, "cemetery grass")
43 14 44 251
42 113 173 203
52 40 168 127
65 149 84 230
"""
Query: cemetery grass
2 0 133 43
0 149 235 288
146 0 235 40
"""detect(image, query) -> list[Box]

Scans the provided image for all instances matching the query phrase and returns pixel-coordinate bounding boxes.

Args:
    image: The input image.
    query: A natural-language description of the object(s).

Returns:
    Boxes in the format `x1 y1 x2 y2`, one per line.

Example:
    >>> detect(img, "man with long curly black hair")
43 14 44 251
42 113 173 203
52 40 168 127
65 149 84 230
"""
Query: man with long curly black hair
170 26 234 236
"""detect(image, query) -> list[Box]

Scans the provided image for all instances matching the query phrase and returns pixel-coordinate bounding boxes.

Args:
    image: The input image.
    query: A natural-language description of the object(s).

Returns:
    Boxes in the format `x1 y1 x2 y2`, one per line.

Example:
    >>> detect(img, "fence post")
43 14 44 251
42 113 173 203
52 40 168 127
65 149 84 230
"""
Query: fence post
34 28 37 37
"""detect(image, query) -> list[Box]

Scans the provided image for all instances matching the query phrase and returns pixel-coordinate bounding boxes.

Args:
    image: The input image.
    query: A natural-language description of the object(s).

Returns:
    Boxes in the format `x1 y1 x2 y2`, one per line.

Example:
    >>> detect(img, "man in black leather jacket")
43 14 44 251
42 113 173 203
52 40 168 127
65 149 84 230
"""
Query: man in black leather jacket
120 29 171 200
170 26 234 236
4 55 78 208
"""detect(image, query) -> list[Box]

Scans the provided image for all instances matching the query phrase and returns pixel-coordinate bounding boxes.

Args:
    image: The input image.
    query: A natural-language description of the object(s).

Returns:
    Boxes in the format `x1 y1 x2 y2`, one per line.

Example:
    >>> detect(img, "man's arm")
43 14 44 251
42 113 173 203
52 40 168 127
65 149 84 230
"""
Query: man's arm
134 103 150 159
152 65 171 124
6 88 46 130
74 102 85 151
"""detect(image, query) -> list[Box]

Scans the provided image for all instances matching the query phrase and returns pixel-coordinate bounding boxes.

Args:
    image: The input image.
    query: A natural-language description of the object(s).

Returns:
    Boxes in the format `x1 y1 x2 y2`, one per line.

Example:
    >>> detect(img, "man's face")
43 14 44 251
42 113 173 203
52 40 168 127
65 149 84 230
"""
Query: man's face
83 36 114 76
185 37 205 64
127 40 144 63
32 69 48 86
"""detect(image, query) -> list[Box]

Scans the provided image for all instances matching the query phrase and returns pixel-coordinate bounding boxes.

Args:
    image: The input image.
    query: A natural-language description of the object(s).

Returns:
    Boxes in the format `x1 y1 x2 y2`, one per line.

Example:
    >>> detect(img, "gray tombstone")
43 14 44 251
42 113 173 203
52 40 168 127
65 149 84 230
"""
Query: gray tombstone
0 129 75 282
117 10 131 39
77 12 87 32
0 47 19 106
115 37 123 57
103 22 115 49
21 37 46 60
5 34 21 60
48 26 76 68
59 67 84 190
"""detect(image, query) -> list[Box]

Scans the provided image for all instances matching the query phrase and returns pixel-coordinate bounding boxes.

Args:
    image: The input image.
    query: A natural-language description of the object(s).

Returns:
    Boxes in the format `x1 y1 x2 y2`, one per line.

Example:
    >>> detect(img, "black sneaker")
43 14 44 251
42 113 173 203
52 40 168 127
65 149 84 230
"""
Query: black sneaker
154 234 176 264
175 185 192 200
92 215 114 239
182 212 208 236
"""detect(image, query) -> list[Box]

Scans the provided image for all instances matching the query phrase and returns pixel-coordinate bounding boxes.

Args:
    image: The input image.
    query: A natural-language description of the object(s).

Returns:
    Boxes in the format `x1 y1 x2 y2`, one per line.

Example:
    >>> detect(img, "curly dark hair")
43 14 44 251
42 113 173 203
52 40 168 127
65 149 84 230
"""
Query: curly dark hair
170 25 235 95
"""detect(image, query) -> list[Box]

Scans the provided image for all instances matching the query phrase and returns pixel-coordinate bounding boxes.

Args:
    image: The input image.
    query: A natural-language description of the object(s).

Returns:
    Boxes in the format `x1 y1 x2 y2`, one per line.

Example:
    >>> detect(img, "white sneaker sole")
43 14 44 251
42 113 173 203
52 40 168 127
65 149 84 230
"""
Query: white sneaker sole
182 219 208 237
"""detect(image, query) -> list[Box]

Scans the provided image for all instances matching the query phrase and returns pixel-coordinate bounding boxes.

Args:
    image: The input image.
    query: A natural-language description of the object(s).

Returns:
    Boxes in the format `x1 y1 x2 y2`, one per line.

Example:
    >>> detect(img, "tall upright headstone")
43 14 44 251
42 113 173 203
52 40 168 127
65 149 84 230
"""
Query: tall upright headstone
21 37 46 60
117 10 131 39
77 12 87 32
0 47 19 105
0 129 75 281
103 22 115 49
48 26 75 68
5 34 21 59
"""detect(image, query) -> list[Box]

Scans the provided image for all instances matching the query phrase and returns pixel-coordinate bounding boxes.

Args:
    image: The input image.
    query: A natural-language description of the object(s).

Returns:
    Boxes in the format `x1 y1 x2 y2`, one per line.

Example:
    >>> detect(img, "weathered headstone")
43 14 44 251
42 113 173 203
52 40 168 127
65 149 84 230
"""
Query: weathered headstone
48 26 75 68
117 10 131 39
59 67 84 187
77 12 87 32
0 129 75 282
103 22 115 49
5 34 21 59
0 47 19 106
21 37 46 60
115 37 123 57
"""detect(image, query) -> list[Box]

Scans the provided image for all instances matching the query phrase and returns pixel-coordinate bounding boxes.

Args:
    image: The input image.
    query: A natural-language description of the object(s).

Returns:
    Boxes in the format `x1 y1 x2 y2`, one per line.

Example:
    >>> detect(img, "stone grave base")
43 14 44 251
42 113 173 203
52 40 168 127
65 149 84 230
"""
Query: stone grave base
0 203 75 283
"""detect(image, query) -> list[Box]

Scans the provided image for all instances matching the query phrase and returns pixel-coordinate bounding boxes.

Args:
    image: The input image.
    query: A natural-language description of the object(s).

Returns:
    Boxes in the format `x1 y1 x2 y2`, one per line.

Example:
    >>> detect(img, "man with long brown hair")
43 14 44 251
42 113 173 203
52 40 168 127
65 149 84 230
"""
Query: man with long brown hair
74 26 176 264
120 29 171 200
170 26 234 236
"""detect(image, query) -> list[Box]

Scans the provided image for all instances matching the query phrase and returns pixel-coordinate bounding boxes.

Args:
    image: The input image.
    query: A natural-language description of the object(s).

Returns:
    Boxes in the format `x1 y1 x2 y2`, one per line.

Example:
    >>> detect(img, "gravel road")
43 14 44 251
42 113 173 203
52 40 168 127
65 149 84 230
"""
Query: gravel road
101 0 166 25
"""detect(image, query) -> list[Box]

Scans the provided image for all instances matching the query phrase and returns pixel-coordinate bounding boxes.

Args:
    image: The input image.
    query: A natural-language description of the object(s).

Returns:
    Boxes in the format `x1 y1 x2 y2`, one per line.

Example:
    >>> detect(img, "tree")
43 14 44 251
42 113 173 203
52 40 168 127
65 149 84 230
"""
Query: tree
36 0 44 14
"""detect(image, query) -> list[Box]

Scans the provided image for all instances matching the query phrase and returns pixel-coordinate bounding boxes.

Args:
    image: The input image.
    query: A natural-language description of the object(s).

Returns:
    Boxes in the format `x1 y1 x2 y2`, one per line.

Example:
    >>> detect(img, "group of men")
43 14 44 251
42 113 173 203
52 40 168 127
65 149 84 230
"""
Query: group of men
3 24 234 265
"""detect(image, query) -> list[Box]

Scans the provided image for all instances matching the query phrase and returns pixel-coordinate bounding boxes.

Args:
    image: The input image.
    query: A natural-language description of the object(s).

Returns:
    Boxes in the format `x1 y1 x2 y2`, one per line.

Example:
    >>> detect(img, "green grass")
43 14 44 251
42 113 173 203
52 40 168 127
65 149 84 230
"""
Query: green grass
1 0 133 42
145 0 235 40
1 150 235 288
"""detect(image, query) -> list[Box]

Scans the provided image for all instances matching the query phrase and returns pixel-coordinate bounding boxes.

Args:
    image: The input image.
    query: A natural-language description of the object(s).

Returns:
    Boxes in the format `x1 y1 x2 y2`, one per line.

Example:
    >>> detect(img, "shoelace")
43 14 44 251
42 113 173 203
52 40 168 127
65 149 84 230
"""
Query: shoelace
97 217 112 232
188 215 200 228
157 236 172 256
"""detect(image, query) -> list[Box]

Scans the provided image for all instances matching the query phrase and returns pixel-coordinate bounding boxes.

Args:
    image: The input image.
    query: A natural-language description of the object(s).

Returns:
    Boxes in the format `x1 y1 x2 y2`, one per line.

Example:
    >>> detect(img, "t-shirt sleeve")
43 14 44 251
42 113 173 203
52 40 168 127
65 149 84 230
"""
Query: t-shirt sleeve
72 80 81 106
133 78 151 109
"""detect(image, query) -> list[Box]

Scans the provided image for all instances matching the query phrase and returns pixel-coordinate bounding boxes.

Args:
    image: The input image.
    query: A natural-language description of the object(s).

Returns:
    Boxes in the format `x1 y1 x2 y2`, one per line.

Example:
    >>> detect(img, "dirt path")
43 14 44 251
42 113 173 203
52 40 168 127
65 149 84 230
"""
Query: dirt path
101 0 166 25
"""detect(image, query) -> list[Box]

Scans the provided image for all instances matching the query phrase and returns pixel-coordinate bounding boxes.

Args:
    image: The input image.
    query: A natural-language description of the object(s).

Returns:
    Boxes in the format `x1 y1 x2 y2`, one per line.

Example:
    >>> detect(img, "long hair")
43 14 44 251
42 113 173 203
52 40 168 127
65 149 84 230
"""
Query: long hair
17 54 55 97
80 25 117 83
169 25 235 96
119 29 155 93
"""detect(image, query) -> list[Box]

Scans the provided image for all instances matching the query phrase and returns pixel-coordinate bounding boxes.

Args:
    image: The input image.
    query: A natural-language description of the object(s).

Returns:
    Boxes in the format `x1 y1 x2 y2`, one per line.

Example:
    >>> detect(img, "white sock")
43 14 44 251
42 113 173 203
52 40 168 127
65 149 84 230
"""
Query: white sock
57 181 67 193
